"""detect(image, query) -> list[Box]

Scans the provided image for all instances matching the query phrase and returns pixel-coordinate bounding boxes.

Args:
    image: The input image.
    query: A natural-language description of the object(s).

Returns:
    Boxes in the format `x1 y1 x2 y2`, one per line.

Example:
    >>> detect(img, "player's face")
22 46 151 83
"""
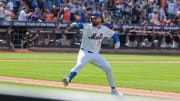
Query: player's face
92 17 101 27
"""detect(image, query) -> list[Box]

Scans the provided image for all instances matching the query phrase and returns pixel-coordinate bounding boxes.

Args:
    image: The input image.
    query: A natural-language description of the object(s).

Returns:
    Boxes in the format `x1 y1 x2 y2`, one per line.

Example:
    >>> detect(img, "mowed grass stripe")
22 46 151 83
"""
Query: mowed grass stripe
0 62 180 93
1 53 180 61
1 60 180 63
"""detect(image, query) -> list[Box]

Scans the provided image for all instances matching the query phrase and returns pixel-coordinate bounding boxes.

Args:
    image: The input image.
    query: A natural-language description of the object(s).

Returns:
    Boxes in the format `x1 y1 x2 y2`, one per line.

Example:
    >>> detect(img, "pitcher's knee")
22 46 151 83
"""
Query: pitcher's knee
104 67 112 73
71 63 85 73
76 63 84 68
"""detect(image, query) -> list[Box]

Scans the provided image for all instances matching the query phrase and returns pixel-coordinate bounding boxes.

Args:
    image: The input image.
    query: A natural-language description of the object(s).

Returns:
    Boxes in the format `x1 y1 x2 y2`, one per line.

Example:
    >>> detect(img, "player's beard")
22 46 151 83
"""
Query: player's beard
92 22 98 27
92 21 101 27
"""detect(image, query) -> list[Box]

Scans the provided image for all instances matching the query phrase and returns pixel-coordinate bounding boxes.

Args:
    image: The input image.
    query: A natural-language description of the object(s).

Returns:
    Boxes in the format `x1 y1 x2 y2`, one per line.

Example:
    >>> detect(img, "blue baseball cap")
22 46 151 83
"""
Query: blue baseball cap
91 12 102 18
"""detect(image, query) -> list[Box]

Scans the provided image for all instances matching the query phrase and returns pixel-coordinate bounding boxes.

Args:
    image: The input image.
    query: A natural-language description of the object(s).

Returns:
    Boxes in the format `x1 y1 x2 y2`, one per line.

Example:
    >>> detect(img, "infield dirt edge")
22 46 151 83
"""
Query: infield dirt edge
0 76 180 100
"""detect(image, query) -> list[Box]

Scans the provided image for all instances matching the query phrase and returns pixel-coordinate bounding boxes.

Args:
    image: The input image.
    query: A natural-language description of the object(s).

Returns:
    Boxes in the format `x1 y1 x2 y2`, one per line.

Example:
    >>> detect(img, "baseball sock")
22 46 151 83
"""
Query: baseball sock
68 72 77 82
111 87 116 89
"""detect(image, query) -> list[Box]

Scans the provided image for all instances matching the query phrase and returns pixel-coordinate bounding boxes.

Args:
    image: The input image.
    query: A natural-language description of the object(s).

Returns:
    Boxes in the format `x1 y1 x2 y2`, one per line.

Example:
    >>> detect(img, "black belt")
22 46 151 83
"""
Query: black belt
81 48 93 53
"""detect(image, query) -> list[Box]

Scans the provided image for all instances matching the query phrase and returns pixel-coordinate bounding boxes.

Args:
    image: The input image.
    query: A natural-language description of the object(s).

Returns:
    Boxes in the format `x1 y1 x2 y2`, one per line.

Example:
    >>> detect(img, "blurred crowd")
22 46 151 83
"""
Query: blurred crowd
0 0 179 49
0 0 179 25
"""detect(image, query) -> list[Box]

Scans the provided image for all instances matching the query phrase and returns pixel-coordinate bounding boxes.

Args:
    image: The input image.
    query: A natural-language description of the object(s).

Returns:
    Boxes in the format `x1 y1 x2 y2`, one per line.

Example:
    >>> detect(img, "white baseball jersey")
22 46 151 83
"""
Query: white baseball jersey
70 23 117 88
81 24 115 53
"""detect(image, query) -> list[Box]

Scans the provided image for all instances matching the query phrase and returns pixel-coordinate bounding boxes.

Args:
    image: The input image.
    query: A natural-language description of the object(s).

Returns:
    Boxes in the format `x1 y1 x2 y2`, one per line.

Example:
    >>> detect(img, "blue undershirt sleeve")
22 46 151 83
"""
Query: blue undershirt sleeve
76 23 84 29
112 33 120 42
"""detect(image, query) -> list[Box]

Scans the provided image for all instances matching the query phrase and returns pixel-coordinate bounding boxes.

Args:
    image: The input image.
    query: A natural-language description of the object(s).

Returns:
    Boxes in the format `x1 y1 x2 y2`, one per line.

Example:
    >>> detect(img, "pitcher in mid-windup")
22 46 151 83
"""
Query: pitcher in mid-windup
62 12 122 96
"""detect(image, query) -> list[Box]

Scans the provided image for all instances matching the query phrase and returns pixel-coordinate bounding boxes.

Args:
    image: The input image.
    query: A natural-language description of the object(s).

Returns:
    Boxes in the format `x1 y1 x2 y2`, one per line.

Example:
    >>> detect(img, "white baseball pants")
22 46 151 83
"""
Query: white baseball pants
71 49 116 87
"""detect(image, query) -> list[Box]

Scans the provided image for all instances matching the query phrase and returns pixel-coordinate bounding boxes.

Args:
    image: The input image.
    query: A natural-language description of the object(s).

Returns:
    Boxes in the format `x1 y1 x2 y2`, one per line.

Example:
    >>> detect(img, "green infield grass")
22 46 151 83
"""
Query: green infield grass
0 57 180 93
0 52 180 61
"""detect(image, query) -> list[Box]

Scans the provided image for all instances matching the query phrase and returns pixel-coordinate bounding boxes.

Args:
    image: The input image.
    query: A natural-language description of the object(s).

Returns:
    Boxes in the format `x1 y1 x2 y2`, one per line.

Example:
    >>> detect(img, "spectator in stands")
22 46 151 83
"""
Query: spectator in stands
94 0 100 5
55 0 61 8
78 7 86 23
18 6 32 21
30 7 41 21
114 1 123 19
135 0 141 7
104 12 112 24
0 0 6 3
75 11 81 22
160 15 168 25
63 7 71 23
101 4 107 15
107 0 115 12
69 0 77 22
175 1 180 16
0 2 5 20
6 0 14 11
37 0 45 13
117 19 123 24
160 0 166 9
141 8 148 22
138 15 145 24
132 16 138 24
4 7 12 21
122 13 128 24
57 6 64 22
167 0 176 20
159 6 167 22
46 0 52 11
127 19 132 24
12 0 19 16
147 2 154 17
127 0 133 7
100 0 107 8
141 0 147 8
18 0 25 13
124 5 133 18
150 9 160 25
132 5 141 22
167 18 175 25
24 0 33 10
44 9 54 22
32 0 39 11
52 5 59 21
175 11 180 25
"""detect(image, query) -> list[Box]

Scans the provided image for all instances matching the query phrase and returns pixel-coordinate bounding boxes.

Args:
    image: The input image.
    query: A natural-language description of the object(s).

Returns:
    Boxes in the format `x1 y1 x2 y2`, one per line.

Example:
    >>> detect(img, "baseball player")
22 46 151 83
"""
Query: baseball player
62 12 123 96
